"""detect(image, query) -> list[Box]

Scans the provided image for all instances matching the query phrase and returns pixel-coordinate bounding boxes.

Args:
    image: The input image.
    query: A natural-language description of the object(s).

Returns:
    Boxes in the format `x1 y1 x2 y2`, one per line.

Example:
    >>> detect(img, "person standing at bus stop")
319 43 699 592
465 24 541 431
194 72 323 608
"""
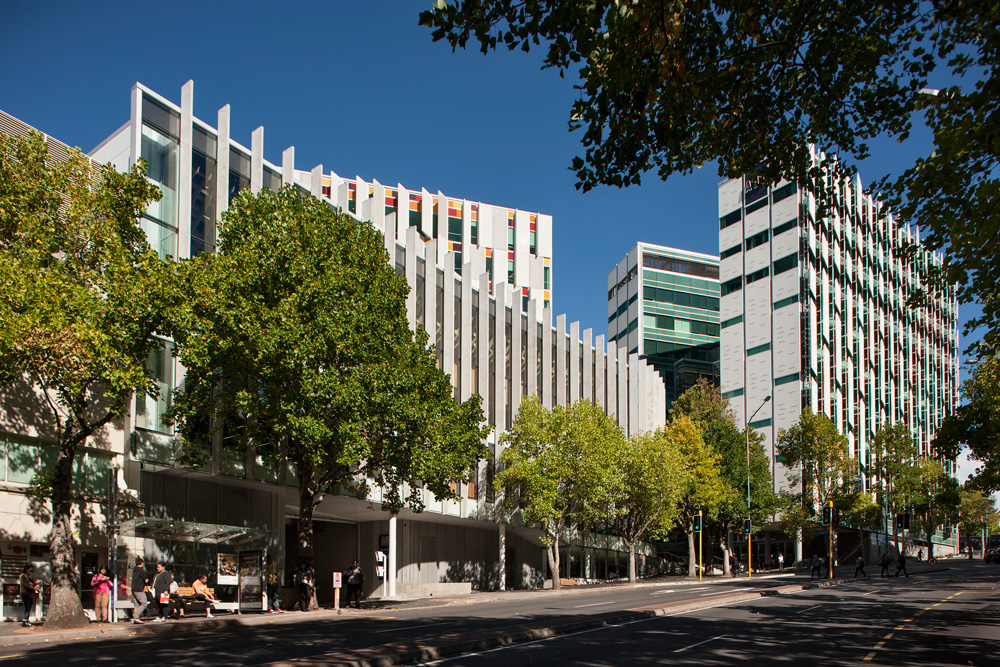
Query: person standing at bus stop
130 557 149 624
19 564 39 627
344 560 364 609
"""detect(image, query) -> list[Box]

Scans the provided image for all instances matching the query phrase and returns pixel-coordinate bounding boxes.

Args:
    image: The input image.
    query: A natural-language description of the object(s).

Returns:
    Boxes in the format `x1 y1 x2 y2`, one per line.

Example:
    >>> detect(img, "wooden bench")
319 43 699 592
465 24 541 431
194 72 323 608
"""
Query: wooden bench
175 586 216 615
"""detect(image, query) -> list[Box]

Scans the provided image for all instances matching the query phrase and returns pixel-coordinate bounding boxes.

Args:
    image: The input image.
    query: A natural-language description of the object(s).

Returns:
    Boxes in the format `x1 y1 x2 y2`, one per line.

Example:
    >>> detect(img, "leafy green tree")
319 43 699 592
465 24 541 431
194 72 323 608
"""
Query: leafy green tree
776 409 858 560
168 186 489 569
611 421 688 582
496 397 624 590
936 347 1000 492
869 422 919 549
898 457 960 559
0 131 165 628
959 485 999 555
671 379 776 575
421 1 1000 349
670 414 724 578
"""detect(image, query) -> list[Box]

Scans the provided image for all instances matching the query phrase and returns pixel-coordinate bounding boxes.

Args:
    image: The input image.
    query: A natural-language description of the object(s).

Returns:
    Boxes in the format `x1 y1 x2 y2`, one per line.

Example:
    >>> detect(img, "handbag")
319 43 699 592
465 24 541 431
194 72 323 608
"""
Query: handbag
159 592 170 604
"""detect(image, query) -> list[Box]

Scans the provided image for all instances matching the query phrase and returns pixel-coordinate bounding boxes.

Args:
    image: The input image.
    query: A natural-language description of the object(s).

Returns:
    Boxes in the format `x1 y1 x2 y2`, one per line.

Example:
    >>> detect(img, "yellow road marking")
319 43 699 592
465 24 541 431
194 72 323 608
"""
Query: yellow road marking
884 633 894 640
932 603 941 607
954 592 963 597
894 625 904 630
905 618 914 622
874 641 885 649
864 652 876 662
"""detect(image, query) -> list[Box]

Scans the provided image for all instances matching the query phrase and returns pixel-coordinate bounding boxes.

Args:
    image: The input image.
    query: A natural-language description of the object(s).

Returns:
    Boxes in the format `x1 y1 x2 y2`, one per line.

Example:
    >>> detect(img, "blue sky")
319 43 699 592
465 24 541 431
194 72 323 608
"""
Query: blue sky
2 2 982 478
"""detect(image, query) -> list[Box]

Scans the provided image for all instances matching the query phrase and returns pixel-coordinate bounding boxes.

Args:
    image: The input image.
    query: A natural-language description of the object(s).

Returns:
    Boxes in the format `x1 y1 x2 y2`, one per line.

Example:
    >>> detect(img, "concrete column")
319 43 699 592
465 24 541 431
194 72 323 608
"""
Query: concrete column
542 305 553 409
595 335 606 411
388 515 398 598
498 523 506 592
405 226 419 329
281 146 295 186
250 126 264 194
311 165 323 199
556 314 567 406
795 534 803 565
216 105 230 220
460 264 473 402
582 328 593 404
527 299 538 398
569 321 580 403
177 80 193 259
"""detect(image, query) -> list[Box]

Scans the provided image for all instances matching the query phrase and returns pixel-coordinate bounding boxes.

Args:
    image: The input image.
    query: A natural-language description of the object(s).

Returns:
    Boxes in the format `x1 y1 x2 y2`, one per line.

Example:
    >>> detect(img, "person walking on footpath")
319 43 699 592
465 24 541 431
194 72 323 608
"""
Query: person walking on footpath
879 551 891 578
344 560 364 609
854 554 867 579
778 553 784 571
152 563 173 622
19 564 39 627
810 554 821 579
91 565 112 623
266 555 282 613
894 552 908 577
130 557 149 624
296 561 315 611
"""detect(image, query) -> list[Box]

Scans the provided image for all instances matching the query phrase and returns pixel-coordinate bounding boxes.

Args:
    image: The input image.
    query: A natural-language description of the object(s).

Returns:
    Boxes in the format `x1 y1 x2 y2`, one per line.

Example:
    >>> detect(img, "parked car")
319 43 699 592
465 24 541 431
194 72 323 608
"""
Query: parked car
984 547 998 563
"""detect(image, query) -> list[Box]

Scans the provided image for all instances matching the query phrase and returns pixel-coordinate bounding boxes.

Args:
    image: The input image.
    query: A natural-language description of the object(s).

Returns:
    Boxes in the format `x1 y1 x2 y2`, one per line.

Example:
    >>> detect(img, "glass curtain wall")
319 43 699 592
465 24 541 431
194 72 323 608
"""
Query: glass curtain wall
140 97 179 260
190 126 217 256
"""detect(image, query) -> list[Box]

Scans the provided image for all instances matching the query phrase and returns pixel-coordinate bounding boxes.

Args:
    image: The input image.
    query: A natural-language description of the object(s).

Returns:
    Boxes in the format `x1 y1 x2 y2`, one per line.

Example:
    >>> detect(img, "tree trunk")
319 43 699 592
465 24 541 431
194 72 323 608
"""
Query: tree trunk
927 526 934 560
45 444 88 629
297 459 320 611
687 524 697 578
546 541 561 591
627 542 637 583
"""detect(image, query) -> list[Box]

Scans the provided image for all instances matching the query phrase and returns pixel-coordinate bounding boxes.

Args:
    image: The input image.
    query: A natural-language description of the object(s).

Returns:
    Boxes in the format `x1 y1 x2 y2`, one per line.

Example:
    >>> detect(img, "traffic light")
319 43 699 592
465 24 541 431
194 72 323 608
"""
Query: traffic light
743 518 752 535
693 513 702 532
895 513 908 530
903 512 910 529
832 508 841 527
822 506 832 526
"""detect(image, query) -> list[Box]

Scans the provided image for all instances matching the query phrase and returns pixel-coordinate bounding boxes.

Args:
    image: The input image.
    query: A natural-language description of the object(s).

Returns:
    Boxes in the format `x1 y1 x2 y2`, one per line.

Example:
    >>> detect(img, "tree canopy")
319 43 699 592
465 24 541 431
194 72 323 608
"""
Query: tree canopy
168 185 489 561
422 0 1000 348
496 396 625 589
670 379 775 575
0 130 166 628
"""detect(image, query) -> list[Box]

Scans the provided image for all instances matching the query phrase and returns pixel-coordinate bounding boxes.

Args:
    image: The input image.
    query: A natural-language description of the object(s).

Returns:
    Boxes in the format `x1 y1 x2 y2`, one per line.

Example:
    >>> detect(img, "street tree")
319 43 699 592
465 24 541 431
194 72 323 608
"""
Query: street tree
670 379 775 575
776 409 858 560
670 414 724 578
959 485 999 556
611 421 688 583
898 457 960 560
0 130 165 628
869 422 919 549
496 397 624 590
421 1 1000 351
168 186 489 570
935 347 1000 492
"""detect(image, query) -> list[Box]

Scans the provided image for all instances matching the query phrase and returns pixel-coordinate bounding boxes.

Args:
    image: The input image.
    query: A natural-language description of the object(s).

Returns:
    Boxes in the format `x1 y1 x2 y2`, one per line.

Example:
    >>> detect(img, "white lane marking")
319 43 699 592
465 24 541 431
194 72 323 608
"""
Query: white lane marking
700 587 752 596
685 587 710 592
862 591 877 597
375 621 453 634
674 634 728 653
796 605 822 614
574 601 615 608
418 596 758 665
650 589 676 595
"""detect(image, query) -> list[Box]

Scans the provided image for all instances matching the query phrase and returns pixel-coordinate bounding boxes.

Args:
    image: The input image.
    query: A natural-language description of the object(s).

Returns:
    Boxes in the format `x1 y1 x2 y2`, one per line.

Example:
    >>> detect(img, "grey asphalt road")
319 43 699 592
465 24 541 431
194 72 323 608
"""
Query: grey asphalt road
2 564 994 666
415 565 1000 667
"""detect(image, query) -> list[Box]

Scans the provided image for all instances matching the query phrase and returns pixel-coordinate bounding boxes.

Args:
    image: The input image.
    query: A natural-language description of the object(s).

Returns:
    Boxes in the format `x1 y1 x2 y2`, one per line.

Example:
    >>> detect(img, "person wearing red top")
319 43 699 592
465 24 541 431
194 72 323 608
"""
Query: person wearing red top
91 566 112 623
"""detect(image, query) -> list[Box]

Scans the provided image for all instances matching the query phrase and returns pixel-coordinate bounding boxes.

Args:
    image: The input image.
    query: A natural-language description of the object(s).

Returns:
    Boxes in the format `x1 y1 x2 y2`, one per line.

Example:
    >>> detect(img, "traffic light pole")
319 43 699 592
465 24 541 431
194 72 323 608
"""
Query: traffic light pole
828 500 834 580
698 509 703 581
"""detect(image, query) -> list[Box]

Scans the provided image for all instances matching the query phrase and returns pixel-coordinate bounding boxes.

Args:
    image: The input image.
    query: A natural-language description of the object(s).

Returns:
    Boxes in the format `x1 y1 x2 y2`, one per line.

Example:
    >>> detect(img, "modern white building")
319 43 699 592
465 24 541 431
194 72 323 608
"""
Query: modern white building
718 150 960 552
0 81 667 617
607 243 720 408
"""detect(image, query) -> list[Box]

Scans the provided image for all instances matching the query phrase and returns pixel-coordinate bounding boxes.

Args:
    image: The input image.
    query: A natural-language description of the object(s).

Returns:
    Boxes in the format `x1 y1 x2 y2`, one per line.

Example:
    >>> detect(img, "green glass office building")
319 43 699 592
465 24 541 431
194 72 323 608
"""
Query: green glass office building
608 243 721 407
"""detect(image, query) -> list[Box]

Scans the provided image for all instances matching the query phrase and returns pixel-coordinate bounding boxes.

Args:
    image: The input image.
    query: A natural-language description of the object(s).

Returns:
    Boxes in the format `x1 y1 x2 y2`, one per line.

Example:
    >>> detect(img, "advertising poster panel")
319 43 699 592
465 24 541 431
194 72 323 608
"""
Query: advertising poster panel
217 553 238 585
239 550 263 611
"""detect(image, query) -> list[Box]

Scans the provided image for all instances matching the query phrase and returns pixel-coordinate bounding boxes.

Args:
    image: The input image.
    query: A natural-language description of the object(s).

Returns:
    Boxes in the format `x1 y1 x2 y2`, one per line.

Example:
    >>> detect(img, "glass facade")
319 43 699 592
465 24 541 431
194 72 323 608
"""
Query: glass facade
135 340 174 433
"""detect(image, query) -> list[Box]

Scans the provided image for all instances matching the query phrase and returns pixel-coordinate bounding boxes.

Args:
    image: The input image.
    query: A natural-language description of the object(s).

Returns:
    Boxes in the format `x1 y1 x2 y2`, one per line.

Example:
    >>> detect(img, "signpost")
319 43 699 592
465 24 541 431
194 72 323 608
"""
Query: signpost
332 571 342 609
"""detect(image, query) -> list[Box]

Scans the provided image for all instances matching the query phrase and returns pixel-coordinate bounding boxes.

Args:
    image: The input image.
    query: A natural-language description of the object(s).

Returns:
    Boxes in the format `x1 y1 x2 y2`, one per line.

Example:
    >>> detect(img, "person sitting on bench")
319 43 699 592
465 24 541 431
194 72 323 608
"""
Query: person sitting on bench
192 574 217 618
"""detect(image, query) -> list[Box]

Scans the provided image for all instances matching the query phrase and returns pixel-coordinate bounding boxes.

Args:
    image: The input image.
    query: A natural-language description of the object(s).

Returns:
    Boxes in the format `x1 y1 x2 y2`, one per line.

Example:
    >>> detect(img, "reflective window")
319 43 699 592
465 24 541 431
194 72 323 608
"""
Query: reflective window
135 340 174 434
141 124 178 227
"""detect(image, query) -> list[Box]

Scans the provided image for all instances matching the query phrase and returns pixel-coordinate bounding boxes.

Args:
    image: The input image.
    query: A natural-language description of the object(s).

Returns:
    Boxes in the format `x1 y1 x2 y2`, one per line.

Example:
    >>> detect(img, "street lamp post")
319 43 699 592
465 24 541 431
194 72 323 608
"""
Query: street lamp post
745 395 771 579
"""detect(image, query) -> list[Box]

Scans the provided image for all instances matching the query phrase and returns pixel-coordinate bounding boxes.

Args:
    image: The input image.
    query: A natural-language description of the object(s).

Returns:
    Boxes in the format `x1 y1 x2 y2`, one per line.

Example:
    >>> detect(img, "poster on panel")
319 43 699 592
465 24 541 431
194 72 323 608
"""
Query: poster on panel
239 550 263 611
217 553 238 585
